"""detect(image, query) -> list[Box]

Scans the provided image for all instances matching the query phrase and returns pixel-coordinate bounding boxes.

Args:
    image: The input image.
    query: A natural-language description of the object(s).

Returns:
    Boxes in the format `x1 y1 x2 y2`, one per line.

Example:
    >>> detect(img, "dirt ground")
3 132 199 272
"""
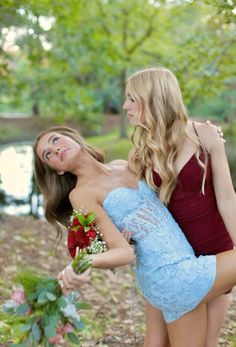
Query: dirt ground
0 214 236 346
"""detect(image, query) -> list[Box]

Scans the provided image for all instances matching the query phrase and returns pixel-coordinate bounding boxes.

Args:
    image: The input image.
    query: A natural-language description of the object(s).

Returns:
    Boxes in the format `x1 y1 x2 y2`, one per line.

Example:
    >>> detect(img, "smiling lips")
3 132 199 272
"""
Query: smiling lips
60 148 69 161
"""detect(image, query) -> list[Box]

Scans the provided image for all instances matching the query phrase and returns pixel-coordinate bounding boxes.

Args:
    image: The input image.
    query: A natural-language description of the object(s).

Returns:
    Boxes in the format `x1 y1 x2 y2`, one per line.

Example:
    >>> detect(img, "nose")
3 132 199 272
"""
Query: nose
55 148 60 154
123 100 128 110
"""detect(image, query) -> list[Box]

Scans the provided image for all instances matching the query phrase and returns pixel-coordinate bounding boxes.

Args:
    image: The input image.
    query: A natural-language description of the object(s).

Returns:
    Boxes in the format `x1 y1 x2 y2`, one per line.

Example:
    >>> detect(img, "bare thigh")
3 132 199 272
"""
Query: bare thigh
167 304 207 347
200 251 236 304
144 301 170 347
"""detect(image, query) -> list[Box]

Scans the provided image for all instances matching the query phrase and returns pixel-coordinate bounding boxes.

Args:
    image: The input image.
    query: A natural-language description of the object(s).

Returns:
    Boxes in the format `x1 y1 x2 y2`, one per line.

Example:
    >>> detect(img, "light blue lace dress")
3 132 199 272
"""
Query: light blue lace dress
103 181 216 323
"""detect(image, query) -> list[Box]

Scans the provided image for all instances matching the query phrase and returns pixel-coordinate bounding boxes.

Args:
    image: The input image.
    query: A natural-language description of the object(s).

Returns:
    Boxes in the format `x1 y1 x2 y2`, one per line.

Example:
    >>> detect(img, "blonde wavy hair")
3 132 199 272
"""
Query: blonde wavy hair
33 126 104 239
127 67 207 204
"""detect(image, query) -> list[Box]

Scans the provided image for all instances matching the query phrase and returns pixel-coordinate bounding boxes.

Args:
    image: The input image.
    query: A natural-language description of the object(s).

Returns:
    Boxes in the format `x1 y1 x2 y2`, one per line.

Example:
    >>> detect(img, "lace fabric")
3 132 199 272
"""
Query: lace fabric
103 181 217 323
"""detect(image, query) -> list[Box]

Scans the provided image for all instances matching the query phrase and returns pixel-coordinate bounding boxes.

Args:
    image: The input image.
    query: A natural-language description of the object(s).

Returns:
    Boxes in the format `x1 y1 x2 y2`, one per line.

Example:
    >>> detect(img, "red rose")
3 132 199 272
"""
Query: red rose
74 227 90 248
67 211 98 258
71 216 80 227
67 230 76 258
87 229 96 240
67 226 97 258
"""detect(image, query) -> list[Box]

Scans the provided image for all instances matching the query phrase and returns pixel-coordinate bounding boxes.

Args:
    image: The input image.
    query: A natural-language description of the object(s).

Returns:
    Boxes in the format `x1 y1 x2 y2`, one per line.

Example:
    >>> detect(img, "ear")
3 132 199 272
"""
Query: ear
57 171 65 176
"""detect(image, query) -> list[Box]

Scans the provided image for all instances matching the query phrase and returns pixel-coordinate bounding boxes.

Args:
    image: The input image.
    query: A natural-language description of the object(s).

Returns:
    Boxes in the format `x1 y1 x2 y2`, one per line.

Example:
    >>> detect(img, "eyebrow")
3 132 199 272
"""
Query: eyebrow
127 93 135 98
42 134 55 161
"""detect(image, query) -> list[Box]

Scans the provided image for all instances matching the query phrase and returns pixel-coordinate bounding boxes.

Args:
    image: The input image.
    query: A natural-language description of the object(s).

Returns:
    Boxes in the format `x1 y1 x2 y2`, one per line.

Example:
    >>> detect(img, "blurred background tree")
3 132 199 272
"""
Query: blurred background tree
0 0 235 137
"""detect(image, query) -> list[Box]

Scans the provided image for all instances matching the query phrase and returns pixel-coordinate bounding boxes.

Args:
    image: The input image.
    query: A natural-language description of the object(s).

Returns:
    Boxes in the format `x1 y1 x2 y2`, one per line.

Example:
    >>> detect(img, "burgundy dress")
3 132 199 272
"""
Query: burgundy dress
152 152 233 257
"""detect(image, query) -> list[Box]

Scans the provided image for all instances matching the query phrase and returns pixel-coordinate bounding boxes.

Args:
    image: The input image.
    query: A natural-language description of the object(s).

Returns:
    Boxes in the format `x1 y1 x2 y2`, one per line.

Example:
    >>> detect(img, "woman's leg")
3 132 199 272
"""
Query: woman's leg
144 301 170 347
205 294 231 347
200 250 236 304
167 304 207 347
144 250 235 347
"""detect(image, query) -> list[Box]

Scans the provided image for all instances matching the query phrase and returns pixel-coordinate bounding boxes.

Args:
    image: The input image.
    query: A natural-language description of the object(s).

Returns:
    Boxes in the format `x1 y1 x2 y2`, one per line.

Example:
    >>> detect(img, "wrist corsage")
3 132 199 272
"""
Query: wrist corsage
67 208 107 258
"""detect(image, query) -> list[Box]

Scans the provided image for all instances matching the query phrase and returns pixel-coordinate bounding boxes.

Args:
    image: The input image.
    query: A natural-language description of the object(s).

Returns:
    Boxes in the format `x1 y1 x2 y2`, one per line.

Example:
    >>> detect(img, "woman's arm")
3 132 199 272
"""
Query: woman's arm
69 189 135 269
58 188 135 295
199 123 236 244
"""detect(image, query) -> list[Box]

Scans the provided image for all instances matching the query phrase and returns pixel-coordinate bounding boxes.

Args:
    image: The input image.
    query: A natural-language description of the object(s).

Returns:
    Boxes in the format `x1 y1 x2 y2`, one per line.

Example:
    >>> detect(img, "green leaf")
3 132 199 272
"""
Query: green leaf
32 323 41 341
67 332 80 344
18 323 32 332
15 303 31 315
57 297 67 307
40 314 50 327
86 213 95 224
84 226 90 232
49 315 59 326
27 292 38 301
37 292 48 304
71 319 85 330
46 292 57 301
44 280 57 292
26 332 33 345
77 214 86 225
44 324 56 338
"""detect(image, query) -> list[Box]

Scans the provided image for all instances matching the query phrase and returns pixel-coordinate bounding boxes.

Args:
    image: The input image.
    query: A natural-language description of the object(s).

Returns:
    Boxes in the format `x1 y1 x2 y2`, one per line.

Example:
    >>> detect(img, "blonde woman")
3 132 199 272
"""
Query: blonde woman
123 67 236 347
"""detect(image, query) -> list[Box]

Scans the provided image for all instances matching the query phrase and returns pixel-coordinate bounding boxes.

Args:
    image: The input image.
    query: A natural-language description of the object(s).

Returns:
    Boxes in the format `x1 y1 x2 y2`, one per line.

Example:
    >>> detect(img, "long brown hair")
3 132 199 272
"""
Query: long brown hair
127 67 207 204
33 126 104 239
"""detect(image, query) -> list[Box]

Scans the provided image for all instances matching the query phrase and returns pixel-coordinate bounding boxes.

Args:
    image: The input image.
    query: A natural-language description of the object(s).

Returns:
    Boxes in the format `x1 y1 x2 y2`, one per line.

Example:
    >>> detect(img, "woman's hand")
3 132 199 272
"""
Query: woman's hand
57 265 91 296
205 120 225 142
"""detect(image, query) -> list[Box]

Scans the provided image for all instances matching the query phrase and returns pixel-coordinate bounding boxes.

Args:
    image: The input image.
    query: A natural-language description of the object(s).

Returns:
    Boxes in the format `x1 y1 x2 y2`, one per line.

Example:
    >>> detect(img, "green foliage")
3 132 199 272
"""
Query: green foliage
223 122 236 138
222 123 236 189
0 0 235 136
14 271 47 296
88 129 132 160
226 138 236 190
1 255 91 346
189 87 236 121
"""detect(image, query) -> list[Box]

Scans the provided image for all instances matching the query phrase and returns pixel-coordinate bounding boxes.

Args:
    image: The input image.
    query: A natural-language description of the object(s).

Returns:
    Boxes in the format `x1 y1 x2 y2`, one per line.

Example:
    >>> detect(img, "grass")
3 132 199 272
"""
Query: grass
87 129 133 161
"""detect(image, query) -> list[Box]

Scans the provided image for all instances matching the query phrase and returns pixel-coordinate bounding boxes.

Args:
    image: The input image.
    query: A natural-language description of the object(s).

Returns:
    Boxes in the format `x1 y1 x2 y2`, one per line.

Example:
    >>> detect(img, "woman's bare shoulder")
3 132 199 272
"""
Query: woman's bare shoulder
190 120 225 152
69 185 99 207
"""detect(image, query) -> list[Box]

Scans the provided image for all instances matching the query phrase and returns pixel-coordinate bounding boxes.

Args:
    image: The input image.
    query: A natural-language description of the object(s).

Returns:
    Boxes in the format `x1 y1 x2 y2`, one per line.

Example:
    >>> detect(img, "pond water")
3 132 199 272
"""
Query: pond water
0 142 43 217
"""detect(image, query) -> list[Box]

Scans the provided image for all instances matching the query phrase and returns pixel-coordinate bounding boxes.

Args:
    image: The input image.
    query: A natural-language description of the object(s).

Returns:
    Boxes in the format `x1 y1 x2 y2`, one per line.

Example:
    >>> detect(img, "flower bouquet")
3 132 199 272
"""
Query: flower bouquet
67 208 107 258
2 208 106 346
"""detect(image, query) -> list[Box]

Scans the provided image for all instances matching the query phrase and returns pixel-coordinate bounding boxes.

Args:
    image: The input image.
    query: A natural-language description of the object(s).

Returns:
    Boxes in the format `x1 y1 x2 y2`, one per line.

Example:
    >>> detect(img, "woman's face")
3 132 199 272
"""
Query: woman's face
36 132 81 173
123 93 141 127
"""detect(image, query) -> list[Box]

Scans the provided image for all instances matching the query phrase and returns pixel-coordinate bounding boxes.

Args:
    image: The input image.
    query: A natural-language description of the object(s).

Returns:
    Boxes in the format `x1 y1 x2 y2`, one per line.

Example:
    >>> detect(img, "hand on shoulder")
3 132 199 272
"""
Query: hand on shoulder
192 120 226 153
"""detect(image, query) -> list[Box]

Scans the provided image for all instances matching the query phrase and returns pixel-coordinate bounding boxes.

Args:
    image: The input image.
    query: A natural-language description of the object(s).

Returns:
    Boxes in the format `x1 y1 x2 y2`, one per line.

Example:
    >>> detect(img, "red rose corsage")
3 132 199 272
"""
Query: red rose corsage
67 208 107 258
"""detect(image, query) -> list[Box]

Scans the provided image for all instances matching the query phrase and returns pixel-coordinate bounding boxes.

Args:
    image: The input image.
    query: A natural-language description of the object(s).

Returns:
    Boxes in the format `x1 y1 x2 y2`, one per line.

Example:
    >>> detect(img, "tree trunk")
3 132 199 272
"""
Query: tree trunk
32 103 40 117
